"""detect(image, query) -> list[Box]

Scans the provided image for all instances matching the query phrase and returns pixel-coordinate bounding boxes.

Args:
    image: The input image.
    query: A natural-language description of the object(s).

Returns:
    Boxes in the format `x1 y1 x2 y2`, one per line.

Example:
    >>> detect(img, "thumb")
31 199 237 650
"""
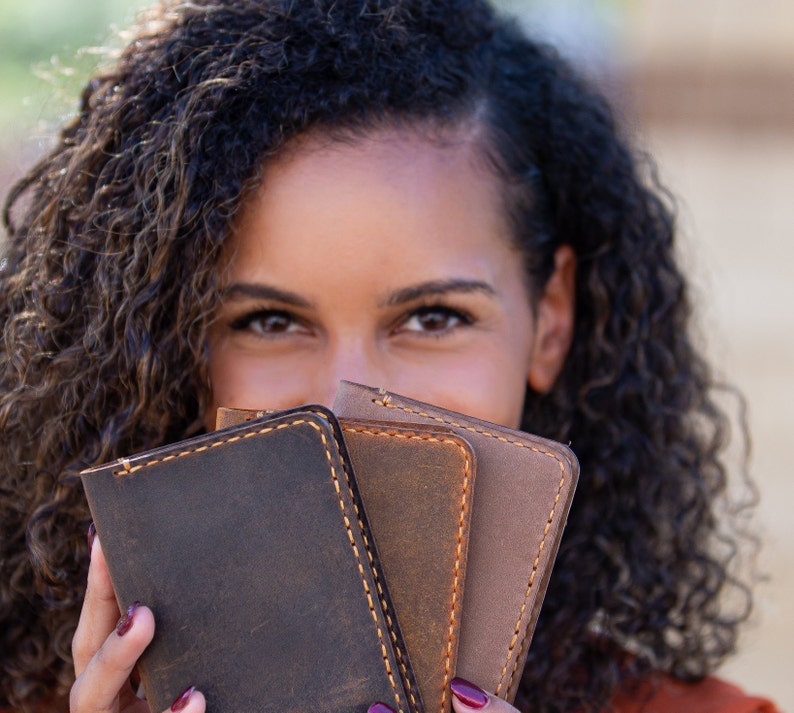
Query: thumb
450 678 521 713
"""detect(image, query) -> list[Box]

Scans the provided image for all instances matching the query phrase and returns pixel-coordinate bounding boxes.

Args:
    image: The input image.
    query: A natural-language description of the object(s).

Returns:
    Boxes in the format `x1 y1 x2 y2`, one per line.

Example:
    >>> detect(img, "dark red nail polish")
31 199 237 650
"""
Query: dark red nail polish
450 677 489 709
115 601 140 636
87 522 96 556
170 686 195 712
368 704 397 713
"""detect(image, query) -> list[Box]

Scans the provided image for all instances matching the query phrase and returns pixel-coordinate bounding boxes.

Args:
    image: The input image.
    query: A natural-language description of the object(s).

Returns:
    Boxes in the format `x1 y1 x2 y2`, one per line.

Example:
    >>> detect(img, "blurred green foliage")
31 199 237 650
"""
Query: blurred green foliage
0 0 546 133
0 0 151 131
1 0 601 135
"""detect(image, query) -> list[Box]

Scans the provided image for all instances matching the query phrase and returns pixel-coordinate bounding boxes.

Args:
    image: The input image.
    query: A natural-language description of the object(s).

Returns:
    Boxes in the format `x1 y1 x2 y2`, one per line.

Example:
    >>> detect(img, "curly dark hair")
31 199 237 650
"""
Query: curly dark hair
0 1 753 711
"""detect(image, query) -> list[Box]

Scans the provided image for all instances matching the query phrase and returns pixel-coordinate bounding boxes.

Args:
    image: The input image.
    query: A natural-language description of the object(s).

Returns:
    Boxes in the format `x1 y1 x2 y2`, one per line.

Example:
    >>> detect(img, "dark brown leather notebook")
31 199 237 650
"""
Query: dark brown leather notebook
215 408 476 713
81 407 422 713
333 382 579 703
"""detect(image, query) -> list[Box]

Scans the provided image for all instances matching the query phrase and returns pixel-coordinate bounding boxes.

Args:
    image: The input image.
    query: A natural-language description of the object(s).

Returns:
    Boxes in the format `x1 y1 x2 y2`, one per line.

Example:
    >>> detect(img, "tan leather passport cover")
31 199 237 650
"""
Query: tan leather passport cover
216 408 476 713
333 382 579 702
82 408 421 713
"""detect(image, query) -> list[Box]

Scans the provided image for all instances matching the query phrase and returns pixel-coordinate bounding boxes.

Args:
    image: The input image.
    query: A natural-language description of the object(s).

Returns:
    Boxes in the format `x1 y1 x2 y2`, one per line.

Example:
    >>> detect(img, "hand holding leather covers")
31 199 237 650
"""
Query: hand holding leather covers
82 388 579 713
82 408 421 713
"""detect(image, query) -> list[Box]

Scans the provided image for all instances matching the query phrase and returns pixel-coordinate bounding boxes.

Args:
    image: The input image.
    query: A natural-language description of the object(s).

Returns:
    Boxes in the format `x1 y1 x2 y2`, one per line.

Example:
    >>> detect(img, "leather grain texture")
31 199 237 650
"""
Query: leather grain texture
341 420 474 713
215 408 476 713
81 408 421 713
333 382 579 702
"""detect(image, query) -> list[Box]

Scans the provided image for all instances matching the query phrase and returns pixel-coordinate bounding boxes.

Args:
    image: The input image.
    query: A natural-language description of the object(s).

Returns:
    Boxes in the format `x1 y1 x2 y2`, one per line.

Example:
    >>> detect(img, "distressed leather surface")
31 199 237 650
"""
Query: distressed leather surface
341 420 474 713
216 408 476 713
82 408 421 713
333 382 579 703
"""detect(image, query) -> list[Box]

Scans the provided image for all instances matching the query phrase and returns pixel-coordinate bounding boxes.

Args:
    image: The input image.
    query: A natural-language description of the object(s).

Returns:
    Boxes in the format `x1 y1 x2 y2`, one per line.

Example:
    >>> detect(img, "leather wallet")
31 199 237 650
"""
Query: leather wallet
81 407 421 713
216 408 476 713
333 382 579 702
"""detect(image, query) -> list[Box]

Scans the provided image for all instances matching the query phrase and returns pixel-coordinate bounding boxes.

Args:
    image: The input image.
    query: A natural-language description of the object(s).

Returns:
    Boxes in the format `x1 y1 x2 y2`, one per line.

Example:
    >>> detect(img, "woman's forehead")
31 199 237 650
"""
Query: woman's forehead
222 125 520 293
229 124 506 240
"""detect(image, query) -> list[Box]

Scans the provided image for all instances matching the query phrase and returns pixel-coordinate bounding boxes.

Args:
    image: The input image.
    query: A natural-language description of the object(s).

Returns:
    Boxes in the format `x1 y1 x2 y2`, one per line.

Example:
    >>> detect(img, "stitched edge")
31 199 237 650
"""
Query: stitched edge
316 412 419 713
501 464 566 696
343 425 472 713
315 414 418 713
371 398 568 698
313 420 409 713
111 420 304 475
111 416 407 713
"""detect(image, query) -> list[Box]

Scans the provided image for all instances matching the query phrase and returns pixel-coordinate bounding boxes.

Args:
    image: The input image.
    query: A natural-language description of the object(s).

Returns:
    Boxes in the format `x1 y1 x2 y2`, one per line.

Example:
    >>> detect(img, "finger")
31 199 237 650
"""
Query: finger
368 704 398 713
72 537 123 676
70 602 155 713
450 678 521 713
165 687 206 713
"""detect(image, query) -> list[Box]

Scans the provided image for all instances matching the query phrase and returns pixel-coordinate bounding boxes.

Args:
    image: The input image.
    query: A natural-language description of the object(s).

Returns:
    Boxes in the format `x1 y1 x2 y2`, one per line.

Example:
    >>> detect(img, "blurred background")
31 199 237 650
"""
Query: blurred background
1 0 792 709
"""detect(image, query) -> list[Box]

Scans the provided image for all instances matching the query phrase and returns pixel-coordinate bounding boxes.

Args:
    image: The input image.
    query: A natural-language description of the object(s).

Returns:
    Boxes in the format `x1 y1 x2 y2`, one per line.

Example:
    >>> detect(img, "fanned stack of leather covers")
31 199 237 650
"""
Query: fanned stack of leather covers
81 381 579 713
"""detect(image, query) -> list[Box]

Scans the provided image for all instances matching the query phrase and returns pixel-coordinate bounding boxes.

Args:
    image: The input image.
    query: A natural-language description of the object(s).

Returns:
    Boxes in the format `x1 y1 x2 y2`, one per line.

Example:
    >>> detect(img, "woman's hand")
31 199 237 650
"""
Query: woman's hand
70 536 205 713
368 677 522 713
448 678 521 713
72 537 511 713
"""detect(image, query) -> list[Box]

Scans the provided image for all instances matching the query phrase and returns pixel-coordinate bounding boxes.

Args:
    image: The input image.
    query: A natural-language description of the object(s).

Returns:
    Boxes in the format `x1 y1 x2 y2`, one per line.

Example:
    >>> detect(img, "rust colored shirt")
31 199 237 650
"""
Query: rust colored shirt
611 676 781 713
0 676 780 713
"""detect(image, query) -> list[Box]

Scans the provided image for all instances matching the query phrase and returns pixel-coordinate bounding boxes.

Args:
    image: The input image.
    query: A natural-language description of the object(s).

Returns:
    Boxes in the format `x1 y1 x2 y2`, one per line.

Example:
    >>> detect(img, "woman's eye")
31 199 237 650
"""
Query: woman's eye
229 309 306 335
397 306 473 334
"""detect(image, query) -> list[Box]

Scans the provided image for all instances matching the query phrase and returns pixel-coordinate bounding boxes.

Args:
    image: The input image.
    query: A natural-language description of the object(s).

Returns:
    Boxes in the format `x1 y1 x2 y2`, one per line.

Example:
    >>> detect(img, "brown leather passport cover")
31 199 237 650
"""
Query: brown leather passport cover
341 420 474 713
216 408 476 713
333 382 579 702
81 408 421 713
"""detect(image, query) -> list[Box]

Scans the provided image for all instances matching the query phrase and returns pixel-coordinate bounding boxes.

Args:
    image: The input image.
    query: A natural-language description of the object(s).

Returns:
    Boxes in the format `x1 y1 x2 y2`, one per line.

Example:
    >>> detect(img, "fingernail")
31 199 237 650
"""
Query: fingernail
115 601 140 637
87 522 96 557
368 704 397 713
171 686 196 712
450 677 489 709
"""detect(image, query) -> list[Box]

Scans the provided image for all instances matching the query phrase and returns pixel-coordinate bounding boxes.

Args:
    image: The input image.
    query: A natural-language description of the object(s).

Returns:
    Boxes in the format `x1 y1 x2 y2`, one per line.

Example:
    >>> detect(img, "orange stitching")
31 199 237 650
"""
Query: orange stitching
313 423 407 713
370 398 569 699
111 420 308 475
317 416 416 713
111 416 408 713
373 400 564 464
498 462 567 696
343 424 471 713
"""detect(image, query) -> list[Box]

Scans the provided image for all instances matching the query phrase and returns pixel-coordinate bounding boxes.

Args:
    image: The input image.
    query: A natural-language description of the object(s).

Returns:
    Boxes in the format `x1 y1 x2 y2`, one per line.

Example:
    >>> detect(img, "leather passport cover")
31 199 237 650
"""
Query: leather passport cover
333 382 579 702
81 407 421 713
216 407 476 713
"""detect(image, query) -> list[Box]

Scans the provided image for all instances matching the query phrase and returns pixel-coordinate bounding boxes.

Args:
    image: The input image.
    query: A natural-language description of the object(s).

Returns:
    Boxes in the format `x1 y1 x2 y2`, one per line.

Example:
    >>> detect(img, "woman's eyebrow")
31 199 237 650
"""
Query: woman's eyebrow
222 282 315 309
382 279 496 307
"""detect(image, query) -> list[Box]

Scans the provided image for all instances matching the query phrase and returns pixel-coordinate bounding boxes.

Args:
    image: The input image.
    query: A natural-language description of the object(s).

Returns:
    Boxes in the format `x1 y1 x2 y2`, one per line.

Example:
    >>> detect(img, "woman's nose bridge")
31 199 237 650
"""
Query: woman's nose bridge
329 337 382 384
322 337 385 397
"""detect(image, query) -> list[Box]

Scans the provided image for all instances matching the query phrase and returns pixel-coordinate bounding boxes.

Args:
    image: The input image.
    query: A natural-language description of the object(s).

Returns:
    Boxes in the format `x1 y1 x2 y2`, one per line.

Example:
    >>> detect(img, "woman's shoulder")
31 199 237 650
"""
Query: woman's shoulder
610 675 780 713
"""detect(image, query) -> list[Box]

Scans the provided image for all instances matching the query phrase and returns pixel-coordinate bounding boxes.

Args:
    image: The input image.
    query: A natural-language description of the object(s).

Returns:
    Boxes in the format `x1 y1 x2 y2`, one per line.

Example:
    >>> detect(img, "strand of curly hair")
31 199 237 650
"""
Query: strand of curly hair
0 1 754 711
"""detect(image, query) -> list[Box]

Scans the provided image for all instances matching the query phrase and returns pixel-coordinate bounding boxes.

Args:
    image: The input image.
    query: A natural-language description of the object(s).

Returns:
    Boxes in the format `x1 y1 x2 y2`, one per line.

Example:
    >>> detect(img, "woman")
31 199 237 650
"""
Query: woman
0 1 777 712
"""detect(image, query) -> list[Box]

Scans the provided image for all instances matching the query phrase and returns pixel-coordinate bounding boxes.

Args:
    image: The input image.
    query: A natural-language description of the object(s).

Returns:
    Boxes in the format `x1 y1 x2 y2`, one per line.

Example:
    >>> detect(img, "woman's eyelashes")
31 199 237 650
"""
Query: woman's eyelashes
225 303 476 340
392 305 475 336
228 308 310 336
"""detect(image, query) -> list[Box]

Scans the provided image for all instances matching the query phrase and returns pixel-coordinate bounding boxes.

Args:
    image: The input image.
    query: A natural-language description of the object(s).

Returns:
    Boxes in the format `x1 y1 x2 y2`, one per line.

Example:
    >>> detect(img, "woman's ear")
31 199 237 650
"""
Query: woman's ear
527 245 576 393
